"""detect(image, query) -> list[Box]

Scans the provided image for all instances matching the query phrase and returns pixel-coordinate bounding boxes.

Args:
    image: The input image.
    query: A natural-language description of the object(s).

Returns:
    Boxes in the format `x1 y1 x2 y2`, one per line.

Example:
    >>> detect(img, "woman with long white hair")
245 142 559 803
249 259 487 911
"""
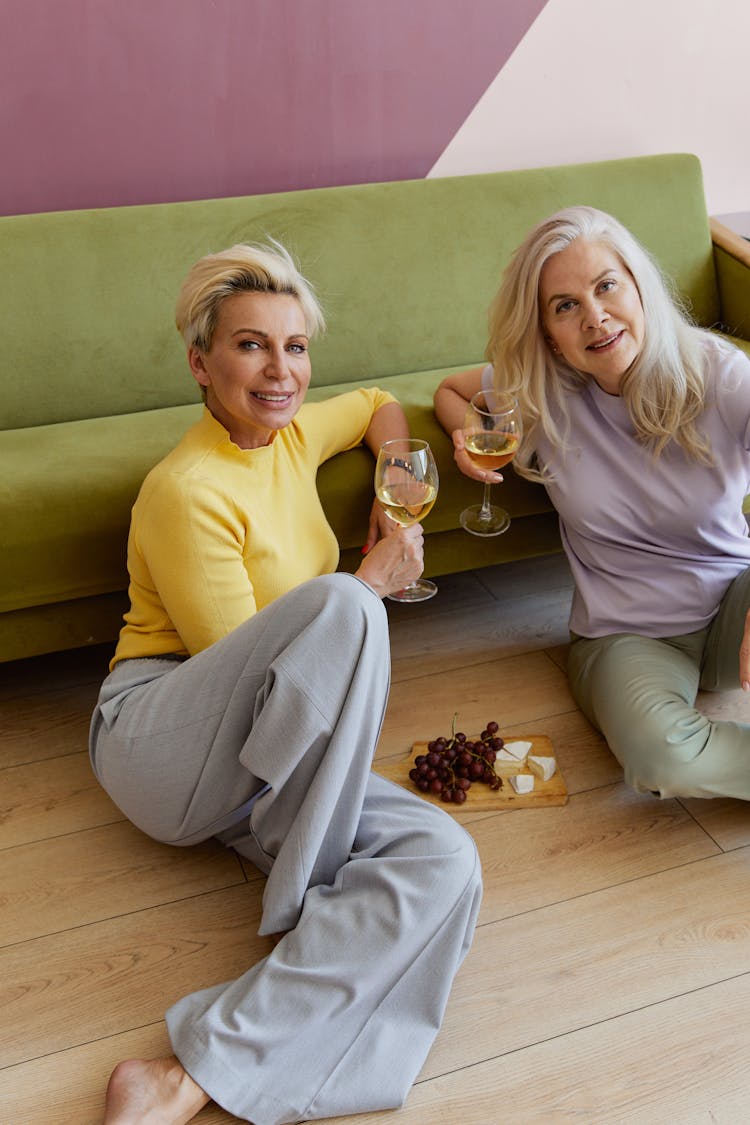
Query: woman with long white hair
435 205 750 801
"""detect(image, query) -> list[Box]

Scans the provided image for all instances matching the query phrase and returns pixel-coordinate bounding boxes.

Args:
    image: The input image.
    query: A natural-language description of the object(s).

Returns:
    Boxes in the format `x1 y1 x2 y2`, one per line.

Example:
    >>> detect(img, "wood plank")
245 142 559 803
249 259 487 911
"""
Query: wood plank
422 846 750 1081
678 795 750 851
0 821 248 947
0 883 269 1068
0 681 99 768
377 649 575 762
544 640 569 672
326 973 750 1124
473 550 573 600
470 782 720 924
384 567 497 623
0 751 121 849
389 586 573 682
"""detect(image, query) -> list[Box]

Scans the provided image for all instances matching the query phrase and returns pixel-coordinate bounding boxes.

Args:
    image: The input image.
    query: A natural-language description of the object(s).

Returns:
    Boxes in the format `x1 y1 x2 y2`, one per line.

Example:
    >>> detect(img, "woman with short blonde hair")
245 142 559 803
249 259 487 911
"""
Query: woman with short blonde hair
91 240 481 1124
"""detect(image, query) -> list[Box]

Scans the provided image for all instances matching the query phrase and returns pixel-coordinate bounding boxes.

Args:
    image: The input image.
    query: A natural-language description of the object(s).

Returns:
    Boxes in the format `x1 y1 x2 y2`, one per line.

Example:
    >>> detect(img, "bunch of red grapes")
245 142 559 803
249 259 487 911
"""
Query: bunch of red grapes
409 720 504 804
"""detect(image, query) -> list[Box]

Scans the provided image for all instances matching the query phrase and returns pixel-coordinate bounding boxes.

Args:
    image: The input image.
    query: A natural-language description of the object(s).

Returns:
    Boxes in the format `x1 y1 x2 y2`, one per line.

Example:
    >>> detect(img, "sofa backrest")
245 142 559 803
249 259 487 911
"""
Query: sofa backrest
2 153 717 429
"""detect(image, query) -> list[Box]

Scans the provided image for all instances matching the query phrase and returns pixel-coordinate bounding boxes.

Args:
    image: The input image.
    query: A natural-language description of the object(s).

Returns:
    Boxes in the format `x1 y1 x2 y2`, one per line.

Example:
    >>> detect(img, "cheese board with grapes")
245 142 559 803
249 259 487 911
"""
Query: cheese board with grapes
375 716 568 812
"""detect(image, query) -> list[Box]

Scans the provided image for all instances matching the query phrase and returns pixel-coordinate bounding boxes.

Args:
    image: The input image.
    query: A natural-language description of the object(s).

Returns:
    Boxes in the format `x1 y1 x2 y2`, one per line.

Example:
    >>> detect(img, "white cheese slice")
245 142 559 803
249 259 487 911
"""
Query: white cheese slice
498 740 532 762
510 773 535 794
527 755 557 781
493 759 524 776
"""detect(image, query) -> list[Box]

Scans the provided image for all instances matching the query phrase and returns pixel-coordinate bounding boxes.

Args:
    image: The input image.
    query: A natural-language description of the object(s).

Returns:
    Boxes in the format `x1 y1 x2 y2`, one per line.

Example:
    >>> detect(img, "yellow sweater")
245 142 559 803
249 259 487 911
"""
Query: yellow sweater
112 388 394 666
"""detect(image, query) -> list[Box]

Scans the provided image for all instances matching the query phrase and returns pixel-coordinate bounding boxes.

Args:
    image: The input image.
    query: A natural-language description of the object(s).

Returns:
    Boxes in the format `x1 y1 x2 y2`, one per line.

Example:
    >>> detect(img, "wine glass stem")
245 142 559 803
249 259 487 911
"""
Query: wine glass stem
479 482 493 521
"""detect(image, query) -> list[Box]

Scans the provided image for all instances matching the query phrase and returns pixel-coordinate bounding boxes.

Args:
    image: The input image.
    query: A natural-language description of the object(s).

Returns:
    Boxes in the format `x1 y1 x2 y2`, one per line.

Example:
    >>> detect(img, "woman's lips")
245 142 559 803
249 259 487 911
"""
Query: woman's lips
587 330 624 352
251 391 294 403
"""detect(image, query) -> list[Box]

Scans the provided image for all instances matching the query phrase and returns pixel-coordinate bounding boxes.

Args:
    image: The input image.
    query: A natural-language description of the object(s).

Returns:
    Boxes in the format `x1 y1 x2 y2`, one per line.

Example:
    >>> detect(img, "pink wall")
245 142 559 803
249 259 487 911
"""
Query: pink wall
0 0 548 216
429 0 750 217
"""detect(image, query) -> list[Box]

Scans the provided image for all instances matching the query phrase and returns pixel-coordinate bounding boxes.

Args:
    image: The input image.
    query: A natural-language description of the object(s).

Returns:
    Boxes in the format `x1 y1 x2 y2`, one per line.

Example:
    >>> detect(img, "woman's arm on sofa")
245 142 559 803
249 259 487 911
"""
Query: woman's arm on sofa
433 367 499 484
362 400 410 457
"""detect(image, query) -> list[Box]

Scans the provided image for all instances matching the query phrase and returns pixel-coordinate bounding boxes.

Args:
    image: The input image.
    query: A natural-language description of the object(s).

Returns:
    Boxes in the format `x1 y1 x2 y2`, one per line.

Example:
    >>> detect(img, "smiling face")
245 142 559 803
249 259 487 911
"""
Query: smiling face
539 238 645 395
188 290 311 448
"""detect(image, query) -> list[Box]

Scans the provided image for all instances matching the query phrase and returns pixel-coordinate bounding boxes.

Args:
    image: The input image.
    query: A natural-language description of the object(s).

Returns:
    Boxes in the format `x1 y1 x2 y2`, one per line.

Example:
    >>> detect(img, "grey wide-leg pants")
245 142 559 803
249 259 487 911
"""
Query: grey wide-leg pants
89 573 482 1124
567 566 750 800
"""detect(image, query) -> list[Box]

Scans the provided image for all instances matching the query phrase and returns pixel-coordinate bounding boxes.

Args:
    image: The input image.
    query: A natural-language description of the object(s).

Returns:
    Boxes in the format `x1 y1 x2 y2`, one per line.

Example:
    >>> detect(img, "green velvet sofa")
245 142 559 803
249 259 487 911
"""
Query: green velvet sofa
3 153 750 662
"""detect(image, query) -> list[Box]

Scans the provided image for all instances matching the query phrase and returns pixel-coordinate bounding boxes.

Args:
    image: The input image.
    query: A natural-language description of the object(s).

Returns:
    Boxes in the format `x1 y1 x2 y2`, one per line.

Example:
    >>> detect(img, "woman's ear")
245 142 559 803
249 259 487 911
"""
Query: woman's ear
188 346 210 388
545 337 561 355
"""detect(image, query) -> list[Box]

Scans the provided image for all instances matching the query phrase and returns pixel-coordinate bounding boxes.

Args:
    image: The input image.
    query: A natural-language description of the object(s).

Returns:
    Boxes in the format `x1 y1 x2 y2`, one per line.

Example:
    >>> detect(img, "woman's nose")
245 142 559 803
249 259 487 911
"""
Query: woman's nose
582 299 608 330
264 347 290 376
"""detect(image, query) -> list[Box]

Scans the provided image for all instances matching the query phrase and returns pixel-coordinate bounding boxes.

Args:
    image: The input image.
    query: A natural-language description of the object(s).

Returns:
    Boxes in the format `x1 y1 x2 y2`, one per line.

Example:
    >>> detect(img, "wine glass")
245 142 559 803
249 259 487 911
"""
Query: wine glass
459 390 522 536
374 438 439 602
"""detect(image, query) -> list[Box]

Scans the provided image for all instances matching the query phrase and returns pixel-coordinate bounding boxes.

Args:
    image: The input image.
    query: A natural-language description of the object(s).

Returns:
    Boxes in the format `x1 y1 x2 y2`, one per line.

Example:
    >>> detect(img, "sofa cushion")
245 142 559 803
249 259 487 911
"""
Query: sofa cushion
1 405 202 613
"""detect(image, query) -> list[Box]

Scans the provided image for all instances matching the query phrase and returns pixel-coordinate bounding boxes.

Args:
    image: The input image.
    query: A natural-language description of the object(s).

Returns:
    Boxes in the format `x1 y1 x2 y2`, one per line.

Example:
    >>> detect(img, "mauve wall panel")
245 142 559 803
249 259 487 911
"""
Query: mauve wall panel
0 0 547 215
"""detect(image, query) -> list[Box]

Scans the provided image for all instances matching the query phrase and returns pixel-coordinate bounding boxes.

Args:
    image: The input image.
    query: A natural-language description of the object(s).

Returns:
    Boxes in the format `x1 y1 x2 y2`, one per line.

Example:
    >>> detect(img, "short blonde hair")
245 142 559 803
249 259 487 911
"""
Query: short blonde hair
175 239 326 352
487 206 712 480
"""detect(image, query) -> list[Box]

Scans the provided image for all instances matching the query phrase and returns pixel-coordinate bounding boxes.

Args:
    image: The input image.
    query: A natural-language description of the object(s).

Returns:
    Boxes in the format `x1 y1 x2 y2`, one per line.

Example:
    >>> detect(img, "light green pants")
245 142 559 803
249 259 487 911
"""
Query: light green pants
568 567 750 800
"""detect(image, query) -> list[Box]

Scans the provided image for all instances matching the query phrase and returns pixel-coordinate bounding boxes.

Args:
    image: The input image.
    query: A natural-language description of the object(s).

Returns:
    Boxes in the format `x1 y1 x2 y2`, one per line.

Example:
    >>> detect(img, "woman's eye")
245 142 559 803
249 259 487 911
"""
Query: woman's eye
599 279 616 293
288 342 307 354
239 340 260 350
555 299 575 314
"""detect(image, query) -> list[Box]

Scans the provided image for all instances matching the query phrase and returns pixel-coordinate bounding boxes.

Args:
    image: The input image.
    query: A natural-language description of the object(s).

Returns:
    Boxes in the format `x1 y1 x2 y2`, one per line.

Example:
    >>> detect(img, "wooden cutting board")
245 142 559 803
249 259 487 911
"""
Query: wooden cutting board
375 734 568 812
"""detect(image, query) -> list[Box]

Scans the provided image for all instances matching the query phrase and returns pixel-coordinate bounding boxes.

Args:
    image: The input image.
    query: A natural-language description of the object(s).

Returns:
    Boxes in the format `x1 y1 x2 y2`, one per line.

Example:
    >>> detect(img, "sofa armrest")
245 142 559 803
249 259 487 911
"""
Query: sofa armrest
710 217 750 340
710 218 750 267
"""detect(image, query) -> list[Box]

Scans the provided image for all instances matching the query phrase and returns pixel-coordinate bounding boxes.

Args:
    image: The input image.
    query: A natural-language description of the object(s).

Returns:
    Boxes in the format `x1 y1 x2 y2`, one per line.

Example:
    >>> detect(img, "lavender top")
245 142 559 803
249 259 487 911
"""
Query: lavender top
483 338 750 637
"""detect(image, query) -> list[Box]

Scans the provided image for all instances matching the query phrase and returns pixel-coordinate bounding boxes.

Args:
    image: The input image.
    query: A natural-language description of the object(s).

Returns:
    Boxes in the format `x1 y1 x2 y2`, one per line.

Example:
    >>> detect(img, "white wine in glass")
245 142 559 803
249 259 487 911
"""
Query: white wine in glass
375 437 439 602
459 390 522 536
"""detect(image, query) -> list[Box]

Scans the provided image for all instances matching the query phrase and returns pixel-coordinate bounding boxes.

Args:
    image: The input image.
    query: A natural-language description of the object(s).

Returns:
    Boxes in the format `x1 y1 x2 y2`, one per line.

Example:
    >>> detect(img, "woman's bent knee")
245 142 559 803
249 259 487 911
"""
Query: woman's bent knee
614 709 713 797
453 825 482 898
317 571 387 626
407 800 482 898
283 572 388 655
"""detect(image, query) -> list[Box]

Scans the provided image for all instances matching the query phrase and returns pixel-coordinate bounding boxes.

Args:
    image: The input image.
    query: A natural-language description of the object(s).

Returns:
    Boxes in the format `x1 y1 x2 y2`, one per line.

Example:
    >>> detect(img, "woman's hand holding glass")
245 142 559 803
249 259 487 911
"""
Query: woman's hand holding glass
457 390 522 536
368 438 439 602
356 520 425 601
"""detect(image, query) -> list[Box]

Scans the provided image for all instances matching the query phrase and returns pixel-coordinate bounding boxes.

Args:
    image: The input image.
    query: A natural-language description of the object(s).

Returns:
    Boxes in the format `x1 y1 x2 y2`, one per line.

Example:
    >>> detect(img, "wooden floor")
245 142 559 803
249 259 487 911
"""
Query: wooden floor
3 552 750 1124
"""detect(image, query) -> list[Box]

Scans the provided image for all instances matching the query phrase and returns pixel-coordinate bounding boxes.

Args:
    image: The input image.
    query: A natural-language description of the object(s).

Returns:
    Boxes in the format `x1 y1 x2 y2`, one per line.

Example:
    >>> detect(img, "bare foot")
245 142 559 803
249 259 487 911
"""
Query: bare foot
103 1055 210 1124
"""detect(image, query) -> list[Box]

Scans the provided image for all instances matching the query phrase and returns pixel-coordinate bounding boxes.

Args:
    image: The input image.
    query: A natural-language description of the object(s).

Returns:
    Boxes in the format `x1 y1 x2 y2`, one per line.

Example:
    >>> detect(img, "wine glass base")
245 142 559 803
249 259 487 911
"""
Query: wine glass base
460 504 510 537
386 578 438 603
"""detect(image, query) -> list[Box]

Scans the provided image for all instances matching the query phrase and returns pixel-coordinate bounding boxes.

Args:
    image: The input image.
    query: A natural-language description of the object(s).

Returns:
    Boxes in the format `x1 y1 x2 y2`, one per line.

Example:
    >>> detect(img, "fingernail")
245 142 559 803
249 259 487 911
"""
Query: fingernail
361 544 370 556
743 681 750 693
